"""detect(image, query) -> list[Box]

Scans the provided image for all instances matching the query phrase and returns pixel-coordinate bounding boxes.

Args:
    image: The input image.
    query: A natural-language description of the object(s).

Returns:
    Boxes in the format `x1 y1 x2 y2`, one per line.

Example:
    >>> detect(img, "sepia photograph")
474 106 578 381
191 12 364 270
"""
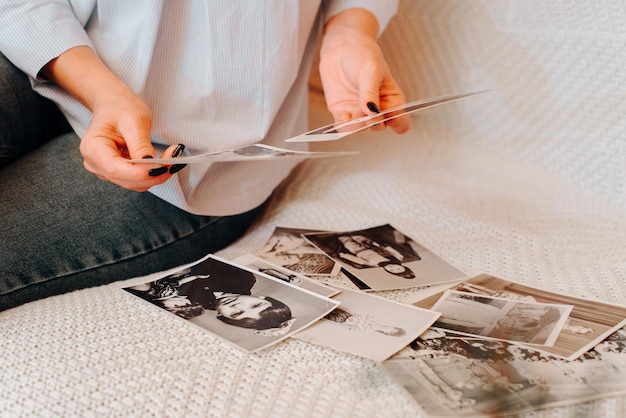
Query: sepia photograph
256 226 342 277
431 290 572 346
382 326 626 418
123 255 339 352
294 288 440 362
232 253 339 298
407 274 626 360
303 224 467 291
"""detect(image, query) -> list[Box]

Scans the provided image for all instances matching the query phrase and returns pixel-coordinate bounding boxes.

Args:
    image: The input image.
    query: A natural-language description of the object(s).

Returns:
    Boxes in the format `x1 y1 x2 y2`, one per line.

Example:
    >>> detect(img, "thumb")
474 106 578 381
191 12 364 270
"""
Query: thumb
119 114 155 159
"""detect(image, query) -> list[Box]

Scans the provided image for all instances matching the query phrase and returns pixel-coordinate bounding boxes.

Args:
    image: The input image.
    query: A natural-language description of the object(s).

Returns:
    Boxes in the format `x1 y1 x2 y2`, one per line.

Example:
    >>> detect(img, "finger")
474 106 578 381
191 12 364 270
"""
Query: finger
161 143 187 175
358 73 382 116
330 109 352 124
330 110 357 133
365 101 385 132
380 89 411 134
145 144 178 178
82 138 166 191
385 112 411 134
358 74 386 130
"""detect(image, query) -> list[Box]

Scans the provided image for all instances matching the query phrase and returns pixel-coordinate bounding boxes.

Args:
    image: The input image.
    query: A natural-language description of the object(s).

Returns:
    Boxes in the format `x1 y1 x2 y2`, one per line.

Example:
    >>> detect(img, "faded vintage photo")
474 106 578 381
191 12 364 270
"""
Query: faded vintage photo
408 274 626 360
303 224 467 291
431 290 572 346
382 327 626 417
294 288 440 362
123 255 339 352
257 226 341 277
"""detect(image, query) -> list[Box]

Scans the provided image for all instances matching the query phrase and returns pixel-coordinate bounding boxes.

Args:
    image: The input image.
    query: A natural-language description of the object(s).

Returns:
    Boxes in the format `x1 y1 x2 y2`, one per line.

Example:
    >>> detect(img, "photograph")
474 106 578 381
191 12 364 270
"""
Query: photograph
285 91 487 143
407 274 626 360
293 288 441 362
337 267 372 291
430 290 572 346
382 326 626 418
256 226 342 277
130 143 357 164
303 224 467 291
231 253 339 298
123 254 339 352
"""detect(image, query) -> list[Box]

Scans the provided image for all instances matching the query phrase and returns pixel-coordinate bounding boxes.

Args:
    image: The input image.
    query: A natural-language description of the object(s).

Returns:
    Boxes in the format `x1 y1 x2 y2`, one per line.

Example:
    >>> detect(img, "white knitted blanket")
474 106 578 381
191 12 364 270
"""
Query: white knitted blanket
2 1 626 417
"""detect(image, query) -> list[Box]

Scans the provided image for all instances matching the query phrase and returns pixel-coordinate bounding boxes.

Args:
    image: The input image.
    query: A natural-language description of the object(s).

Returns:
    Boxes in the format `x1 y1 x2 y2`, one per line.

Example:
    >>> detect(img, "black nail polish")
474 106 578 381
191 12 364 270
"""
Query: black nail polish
169 164 187 174
367 102 380 113
149 166 168 177
172 144 185 158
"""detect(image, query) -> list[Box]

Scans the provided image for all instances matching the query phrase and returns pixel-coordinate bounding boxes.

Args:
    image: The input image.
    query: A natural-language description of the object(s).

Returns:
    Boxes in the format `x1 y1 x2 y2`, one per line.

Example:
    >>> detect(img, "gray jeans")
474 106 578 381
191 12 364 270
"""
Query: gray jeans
0 54 262 311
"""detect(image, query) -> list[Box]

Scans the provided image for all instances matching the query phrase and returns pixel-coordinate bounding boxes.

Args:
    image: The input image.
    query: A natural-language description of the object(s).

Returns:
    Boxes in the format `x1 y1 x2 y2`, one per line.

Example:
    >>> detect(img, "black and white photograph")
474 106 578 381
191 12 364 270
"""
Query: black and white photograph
382 327 626 418
129 143 357 165
123 255 339 352
256 226 341 277
231 253 339 298
303 224 467 291
408 274 626 361
294 288 440 362
285 91 486 143
430 290 572 346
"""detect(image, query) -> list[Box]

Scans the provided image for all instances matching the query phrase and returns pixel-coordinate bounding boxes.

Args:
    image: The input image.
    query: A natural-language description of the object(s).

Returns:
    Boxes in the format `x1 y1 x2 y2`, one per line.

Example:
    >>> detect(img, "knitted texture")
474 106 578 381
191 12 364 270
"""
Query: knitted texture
2 1 626 417
3 120 624 417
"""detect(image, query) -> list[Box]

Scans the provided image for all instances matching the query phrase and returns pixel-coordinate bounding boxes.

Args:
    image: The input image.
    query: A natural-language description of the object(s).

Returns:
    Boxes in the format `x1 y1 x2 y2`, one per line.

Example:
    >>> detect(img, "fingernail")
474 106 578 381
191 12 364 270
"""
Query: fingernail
149 166 168 177
172 144 185 158
142 155 154 159
169 164 187 174
367 102 380 113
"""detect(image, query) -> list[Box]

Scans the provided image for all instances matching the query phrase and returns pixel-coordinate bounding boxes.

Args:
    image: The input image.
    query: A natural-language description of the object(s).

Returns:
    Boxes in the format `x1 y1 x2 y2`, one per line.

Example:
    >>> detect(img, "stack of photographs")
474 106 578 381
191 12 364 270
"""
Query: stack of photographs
257 224 467 292
381 275 626 417
122 224 457 359
122 223 626 416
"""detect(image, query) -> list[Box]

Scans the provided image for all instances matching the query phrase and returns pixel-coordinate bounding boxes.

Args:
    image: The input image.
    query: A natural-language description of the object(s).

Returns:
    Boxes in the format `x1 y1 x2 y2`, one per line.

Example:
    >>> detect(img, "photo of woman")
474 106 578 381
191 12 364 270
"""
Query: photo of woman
124 255 339 352
303 224 466 291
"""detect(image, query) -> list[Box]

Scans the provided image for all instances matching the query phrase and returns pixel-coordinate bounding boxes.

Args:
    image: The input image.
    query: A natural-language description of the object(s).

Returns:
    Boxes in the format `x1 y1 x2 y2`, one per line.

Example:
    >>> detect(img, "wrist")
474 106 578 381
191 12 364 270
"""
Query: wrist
42 45 134 111
323 8 379 40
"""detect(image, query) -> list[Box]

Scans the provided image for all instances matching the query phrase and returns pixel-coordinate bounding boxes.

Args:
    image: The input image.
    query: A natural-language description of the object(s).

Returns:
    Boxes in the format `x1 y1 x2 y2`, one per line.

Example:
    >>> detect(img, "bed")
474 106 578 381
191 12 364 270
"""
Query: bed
2 1 625 417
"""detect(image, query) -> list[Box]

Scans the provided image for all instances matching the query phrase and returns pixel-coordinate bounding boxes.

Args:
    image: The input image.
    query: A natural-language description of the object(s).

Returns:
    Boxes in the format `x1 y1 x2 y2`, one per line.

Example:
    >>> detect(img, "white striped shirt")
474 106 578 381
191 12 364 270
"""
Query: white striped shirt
0 0 398 215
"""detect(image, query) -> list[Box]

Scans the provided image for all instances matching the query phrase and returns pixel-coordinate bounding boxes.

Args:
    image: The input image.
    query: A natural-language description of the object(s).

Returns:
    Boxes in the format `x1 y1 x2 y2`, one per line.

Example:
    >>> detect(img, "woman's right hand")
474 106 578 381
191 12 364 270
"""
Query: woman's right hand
42 46 183 192
79 84 180 192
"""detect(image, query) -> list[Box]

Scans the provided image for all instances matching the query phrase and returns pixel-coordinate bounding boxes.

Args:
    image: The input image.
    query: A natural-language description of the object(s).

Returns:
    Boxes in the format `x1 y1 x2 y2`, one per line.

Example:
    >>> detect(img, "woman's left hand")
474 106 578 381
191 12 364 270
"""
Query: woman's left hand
319 8 410 134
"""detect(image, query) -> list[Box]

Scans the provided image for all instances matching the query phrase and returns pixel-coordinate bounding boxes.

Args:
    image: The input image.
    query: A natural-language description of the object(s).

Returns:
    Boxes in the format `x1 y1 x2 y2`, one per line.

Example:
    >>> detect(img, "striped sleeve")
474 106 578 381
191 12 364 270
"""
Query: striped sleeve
322 0 399 37
0 0 96 79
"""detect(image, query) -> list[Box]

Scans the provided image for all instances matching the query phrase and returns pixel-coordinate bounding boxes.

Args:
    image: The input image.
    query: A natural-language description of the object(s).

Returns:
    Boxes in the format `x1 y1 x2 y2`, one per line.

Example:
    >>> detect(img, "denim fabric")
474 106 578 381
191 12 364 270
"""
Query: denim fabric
0 54 261 312
0 53 70 168
0 132 262 311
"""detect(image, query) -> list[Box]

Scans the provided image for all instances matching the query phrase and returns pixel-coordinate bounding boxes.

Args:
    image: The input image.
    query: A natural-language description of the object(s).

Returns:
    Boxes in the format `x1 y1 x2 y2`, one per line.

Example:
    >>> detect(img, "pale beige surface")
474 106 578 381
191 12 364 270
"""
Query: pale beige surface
2 1 625 417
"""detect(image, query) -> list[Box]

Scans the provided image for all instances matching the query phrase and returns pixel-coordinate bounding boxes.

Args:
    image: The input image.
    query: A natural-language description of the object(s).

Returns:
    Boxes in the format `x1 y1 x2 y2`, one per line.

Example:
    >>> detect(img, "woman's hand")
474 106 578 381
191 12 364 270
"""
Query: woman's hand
319 8 410 134
42 46 185 192
78 85 185 192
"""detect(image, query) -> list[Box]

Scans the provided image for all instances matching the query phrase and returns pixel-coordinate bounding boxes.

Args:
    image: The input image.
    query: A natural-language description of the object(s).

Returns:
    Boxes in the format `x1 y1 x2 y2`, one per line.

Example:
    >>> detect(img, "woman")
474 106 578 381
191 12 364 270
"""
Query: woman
127 262 293 332
337 234 416 279
215 294 292 332
0 1 408 311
